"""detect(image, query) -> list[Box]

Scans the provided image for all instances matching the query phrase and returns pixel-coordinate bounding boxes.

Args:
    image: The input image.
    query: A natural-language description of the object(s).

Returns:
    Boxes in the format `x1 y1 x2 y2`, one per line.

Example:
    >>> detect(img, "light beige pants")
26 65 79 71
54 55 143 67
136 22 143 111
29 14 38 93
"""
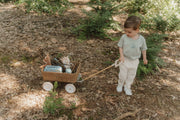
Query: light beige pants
118 57 139 89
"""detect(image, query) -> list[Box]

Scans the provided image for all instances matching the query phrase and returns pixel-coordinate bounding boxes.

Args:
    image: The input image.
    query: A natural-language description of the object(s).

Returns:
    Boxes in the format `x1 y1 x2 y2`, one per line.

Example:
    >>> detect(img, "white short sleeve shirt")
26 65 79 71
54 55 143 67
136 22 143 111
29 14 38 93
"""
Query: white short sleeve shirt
118 34 147 60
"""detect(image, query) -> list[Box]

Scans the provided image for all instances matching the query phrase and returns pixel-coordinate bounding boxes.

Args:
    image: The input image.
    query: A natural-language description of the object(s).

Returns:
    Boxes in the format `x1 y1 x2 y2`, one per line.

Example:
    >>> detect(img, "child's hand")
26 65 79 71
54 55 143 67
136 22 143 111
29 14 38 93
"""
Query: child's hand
119 56 125 62
143 59 148 65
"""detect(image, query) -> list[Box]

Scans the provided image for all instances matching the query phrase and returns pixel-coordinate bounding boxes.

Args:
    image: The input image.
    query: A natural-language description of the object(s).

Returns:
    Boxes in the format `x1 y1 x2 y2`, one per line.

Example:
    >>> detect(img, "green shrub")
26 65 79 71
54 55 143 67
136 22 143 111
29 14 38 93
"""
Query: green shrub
137 33 167 79
43 82 77 118
153 15 168 33
16 0 71 15
124 0 152 14
75 11 113 40
124 0 180 33
167 14 180 32
140 14 179 33
43 82 65 114
73 0 121 40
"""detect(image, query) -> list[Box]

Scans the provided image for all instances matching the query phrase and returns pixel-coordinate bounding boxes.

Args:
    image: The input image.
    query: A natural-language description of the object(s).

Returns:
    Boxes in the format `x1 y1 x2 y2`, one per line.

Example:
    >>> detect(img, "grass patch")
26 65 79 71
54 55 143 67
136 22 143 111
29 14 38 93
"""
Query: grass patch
0 56 11 64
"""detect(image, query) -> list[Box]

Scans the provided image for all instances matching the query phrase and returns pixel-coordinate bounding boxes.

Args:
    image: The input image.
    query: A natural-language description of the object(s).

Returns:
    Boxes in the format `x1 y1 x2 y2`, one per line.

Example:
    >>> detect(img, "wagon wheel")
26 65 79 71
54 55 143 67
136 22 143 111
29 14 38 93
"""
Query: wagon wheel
65 84 76 93
42 82 53 91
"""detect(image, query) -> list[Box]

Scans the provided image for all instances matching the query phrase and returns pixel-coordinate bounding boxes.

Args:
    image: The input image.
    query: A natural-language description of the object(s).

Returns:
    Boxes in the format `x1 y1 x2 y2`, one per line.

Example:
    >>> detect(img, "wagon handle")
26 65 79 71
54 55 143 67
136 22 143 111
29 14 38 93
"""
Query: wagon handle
82 60 122 81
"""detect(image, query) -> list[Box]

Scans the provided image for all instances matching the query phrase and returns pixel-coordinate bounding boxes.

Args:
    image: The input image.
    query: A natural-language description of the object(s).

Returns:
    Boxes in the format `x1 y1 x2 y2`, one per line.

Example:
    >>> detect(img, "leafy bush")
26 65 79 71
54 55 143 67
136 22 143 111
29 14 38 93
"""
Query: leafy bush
124 0 152 14
124 0 180 33
167 14 180 32
153 15 168 33
141 15 168 33
74 11 113 40
16 0 71 15
137 33 167 79
140 14 180 33
74 0 121 40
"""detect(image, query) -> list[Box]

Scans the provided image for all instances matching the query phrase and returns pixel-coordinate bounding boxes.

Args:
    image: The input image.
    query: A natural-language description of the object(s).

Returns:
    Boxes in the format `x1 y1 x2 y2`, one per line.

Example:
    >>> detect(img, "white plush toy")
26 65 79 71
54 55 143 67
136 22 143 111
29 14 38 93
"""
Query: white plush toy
61 56 72 73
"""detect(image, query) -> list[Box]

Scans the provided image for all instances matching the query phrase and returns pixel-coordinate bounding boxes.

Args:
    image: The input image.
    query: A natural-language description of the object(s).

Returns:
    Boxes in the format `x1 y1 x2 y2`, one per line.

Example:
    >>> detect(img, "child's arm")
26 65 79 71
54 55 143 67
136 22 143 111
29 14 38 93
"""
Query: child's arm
142 50 148 64
119 47 124 62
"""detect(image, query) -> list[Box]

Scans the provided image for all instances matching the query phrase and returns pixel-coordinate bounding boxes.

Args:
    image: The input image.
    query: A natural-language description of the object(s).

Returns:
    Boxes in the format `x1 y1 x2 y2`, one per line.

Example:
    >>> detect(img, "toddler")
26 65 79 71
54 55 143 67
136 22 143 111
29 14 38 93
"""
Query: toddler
117 16 148 95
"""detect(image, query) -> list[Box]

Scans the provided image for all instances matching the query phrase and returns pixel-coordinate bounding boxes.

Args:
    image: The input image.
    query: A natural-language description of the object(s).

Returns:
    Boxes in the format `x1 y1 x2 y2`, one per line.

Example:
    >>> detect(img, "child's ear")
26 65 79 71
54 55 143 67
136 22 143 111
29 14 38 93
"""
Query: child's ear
136 28 139 32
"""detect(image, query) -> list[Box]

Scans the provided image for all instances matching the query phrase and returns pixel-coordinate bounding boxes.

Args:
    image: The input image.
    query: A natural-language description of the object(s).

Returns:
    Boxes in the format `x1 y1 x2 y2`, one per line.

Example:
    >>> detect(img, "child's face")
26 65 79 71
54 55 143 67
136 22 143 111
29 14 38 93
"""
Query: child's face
124 28 139 38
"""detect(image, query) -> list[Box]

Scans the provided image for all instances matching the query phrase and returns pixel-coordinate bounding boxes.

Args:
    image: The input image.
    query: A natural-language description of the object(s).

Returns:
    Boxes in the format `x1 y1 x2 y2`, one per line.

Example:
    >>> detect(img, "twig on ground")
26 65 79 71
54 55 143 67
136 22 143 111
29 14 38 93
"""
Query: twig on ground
114 108 141 120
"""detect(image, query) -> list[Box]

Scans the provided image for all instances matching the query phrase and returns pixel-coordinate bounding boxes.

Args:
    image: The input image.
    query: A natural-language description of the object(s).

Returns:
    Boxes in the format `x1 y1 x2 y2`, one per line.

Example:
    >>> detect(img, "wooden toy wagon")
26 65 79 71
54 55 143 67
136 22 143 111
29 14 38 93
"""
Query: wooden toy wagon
41 55 81 93
41 54 121 93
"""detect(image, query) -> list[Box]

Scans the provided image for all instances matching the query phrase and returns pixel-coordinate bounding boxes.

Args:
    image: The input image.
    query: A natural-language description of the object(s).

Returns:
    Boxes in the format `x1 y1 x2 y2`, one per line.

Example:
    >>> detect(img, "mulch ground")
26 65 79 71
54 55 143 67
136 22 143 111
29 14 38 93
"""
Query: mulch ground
0 2 179 120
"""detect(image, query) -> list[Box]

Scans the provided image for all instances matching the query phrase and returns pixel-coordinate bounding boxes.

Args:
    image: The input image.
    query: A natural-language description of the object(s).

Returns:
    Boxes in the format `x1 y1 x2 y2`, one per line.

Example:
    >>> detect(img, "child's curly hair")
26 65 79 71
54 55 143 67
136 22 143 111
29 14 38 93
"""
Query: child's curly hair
124 16 141 30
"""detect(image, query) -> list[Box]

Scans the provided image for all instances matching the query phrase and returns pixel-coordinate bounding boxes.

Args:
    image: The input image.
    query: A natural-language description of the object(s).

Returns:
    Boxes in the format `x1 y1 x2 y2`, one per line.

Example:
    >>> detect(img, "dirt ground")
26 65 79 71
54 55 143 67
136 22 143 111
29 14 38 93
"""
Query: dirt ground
0 1 180 120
